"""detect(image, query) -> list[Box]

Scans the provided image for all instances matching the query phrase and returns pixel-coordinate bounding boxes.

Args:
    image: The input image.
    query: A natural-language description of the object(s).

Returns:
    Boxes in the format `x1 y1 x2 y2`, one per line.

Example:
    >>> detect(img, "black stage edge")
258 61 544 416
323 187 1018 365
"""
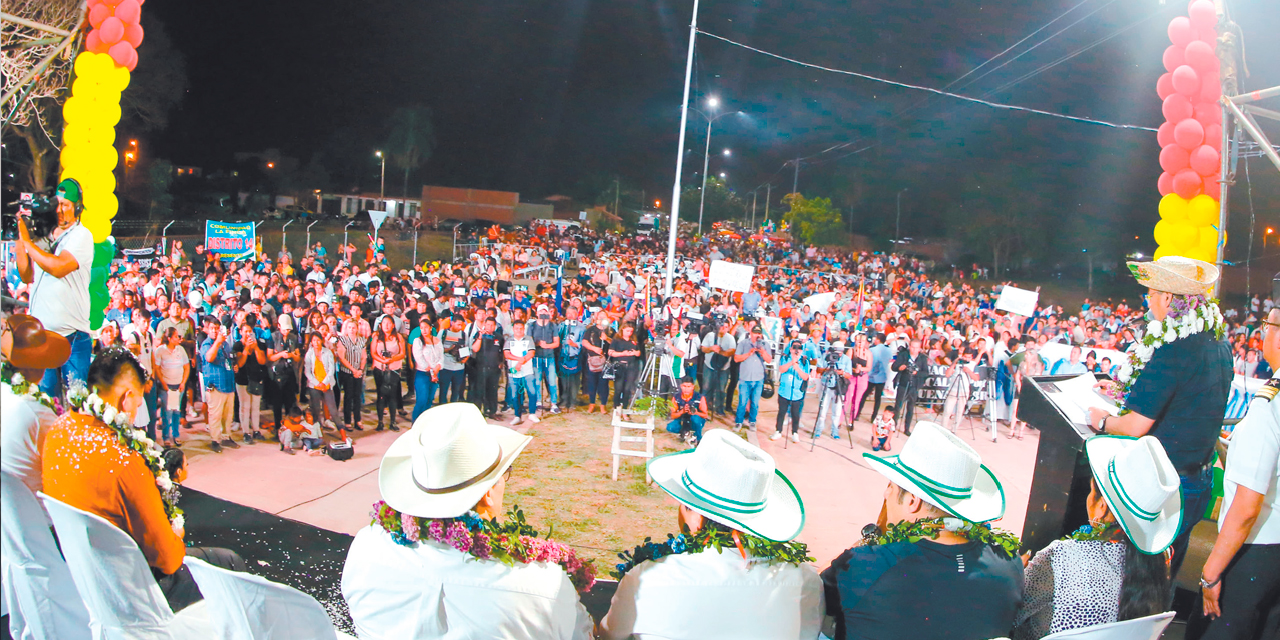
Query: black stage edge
1018 374 1098 553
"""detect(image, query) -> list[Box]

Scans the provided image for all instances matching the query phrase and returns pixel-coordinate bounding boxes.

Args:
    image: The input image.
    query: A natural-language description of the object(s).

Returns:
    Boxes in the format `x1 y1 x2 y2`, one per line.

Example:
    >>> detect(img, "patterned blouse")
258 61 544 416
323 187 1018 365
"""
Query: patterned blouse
1012 538 1125 639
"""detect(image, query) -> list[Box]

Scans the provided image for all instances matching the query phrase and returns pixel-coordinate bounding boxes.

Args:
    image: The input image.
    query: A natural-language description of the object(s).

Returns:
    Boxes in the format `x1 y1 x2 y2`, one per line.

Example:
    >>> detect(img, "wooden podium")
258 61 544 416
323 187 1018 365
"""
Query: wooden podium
1018 374 1103 553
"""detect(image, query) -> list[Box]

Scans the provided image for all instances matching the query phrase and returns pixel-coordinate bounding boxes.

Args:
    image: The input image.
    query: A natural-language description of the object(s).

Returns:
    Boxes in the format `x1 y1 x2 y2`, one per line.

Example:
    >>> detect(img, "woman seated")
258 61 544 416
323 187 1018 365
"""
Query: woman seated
1012 434 1181 639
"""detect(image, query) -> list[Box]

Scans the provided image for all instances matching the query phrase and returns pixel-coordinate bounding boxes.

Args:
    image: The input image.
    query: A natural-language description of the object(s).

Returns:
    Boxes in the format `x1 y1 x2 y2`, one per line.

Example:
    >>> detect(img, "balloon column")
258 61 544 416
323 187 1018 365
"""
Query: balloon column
1152 0 1222 263
58 0 146 330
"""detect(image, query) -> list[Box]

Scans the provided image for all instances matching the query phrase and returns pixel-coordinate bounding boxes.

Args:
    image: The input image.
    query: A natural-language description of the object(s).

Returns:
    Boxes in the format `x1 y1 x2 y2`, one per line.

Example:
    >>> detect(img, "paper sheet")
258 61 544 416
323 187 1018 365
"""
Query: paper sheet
1038 373 1119 428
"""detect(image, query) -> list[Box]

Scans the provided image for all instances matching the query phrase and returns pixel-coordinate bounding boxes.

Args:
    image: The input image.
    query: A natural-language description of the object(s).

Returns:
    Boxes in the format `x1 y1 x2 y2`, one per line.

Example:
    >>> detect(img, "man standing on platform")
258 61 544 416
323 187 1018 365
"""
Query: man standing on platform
1088 256 1231 580
891 338 928 436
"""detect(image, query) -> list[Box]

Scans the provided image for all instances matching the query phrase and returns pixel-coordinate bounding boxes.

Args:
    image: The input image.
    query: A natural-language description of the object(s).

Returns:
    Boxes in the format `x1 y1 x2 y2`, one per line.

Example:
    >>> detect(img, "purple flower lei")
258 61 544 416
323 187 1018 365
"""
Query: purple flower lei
370 500 596 594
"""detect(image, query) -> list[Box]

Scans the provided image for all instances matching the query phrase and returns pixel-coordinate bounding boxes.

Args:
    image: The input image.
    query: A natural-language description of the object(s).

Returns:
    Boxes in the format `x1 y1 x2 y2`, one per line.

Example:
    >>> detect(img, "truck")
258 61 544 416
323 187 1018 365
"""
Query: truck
637 212 661 236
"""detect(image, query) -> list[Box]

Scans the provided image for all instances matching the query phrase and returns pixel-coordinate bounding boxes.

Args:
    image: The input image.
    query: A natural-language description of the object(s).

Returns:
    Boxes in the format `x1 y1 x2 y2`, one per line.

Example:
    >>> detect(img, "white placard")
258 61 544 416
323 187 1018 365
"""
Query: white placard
368 209 389 233
802 291 838 314
995 285 1039 317
708 260 755 293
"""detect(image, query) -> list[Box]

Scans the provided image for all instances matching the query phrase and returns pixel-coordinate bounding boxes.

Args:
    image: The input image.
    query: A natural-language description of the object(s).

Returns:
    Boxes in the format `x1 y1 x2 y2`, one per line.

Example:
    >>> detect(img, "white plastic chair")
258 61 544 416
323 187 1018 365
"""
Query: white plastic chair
1 471 91 639
184 556 355 640
38 492 210 640
1041 611 1175 640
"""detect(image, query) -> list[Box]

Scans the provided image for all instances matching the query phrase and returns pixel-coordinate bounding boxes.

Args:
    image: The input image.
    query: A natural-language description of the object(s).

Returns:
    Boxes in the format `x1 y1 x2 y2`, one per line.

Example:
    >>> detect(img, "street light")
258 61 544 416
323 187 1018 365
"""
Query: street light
722 148 731 156
375 150 386 199
719 172 726 179
1266 227 1275 248
266 162 275 169
895 188 908 244
692 99 745 234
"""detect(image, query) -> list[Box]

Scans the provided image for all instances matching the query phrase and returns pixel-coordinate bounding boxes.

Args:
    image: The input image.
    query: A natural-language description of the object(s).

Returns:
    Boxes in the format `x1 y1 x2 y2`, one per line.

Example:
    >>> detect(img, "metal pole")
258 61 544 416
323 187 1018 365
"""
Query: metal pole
161 220 175 255
1228 86 1280 104
663 0 700 296
791 159 800 195
1212 0 1236 300
697 119 712 235
380 156 386 200
306 219 319 250
764 184 771 224
343 220 355 260
751 190 757 228
614 178 621 219
1225 100 1280 173
281 220 293 253
413 227 419 265
895 190 903 245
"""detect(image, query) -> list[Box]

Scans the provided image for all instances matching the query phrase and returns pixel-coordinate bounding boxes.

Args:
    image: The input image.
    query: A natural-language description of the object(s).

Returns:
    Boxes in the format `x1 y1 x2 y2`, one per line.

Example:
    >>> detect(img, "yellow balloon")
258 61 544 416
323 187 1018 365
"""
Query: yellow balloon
86 125 116 147
62 97 86 125
108 66 131 93
82 215 111 243
73 52 95 79
62 122 90 147
84 191 118 218
1153 219 1174 246
1153 245 1174 260
1157 194 1190 222
79 170 116 197
59 143 86 174
98 101 122 128
1168 221 1199 249
1187 194 1218 227
1183 247 1216 263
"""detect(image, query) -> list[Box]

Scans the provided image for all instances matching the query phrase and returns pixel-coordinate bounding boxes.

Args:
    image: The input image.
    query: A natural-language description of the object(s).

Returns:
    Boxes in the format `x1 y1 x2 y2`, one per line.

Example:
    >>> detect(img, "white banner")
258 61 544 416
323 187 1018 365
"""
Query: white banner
708 259 755 293
802 291 838 314
995 285 1039 317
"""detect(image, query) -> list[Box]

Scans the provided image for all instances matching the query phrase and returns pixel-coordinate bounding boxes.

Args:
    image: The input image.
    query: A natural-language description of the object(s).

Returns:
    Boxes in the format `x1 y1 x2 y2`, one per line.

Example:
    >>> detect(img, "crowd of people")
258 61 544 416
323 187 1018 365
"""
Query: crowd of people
2 181 1276 640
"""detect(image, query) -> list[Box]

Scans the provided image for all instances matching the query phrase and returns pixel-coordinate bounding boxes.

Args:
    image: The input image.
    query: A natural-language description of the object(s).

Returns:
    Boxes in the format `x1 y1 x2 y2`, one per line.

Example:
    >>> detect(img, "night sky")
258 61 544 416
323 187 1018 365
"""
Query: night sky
145 0 1280 243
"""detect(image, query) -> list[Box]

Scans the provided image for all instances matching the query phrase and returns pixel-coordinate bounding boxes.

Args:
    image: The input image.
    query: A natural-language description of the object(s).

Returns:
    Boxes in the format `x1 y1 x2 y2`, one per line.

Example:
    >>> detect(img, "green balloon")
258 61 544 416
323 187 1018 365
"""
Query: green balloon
92 238 116 268
89 265 109 331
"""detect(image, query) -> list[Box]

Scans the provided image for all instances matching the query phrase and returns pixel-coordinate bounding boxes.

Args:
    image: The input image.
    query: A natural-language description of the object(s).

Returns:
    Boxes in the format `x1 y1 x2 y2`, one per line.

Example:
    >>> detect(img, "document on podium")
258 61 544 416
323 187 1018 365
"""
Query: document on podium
1035 373 1120 439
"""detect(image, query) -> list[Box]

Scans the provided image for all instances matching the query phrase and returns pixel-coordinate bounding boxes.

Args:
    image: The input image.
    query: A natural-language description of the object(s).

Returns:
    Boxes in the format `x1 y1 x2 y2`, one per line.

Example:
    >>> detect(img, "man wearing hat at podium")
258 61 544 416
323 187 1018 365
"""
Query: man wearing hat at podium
342 403 592 639
1087 255 1232 579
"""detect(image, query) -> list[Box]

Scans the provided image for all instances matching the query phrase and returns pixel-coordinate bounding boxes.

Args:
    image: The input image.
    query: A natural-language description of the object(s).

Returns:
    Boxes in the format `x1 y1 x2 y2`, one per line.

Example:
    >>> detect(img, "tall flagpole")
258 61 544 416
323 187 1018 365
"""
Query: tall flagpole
664 0 701 296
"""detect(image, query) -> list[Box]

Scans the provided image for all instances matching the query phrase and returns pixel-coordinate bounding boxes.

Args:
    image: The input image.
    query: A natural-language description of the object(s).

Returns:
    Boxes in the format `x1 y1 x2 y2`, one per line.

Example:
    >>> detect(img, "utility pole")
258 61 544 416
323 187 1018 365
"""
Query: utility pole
614 178 621 219
791 159 800 195
751 190 757 228
663 0 701 296
764 184 771 224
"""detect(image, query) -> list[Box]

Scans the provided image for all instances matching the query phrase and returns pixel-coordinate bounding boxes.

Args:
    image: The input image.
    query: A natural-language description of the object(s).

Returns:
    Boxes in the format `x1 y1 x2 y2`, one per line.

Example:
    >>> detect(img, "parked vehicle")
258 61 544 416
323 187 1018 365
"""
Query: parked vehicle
637 213 661 236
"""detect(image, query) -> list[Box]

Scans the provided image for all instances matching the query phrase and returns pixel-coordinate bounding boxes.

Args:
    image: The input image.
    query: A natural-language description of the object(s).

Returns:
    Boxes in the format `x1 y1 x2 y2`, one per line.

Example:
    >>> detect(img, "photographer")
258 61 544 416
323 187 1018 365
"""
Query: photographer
471 317 505 419
815 341 853 440
701 319 736 419
665 378 708 446
200 316 240 453
891 338 929 436
14 179 94 397
733 324 772 432
771 340 810 443
439 315 469 404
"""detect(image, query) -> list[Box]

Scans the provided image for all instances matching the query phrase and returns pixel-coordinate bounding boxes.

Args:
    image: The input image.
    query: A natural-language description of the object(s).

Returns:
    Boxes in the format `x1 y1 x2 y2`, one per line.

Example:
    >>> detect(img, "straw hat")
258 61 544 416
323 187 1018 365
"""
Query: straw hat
863 422 1006 523
1085 435 1183 555
647 429 805 541
1126 256 1218 296
0 314 70 370
378 403 532 519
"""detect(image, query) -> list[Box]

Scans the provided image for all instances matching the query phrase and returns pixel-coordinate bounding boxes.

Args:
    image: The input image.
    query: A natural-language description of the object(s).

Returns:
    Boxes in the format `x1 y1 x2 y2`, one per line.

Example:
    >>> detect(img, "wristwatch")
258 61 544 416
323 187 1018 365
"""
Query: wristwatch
1200 573 1222 589
1098 416 1108 434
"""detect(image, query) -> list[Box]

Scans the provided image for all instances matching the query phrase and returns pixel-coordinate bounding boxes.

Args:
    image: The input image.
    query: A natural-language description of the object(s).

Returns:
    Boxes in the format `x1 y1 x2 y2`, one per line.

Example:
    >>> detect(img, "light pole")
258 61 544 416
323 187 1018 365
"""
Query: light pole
664 0 701 296
895 188 908 245
375 150 385 199
694 100 744 235
343 220 356 257
313 189 322 216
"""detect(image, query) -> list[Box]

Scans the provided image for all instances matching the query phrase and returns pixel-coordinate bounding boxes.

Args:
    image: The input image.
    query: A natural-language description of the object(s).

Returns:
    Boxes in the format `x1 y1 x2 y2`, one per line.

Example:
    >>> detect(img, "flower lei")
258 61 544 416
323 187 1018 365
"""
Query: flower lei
65 385 184 535
1103 294 1224 407
370 501 596 594
859 517 1022 558
1 361 59 415
612 527 814 579
1067 522 1123 543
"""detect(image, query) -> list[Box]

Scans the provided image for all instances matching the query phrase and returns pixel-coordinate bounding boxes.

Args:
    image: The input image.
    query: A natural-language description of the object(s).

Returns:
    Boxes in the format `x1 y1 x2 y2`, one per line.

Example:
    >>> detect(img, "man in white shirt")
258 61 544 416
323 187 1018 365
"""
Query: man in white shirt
13 179 94 397
0 314 71 495
1198 306 1280 639
600 429 823 639
341 403 591 639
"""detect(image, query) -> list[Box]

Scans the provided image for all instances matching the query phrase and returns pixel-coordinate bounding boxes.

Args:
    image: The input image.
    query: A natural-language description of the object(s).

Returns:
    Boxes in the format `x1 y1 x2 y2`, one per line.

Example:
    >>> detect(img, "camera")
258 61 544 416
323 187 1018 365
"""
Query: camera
2 188 59 242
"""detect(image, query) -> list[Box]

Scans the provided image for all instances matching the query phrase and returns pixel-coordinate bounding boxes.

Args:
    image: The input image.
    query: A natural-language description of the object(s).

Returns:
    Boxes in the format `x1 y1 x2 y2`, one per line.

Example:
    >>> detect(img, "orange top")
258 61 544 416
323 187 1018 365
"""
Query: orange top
41 412 185 575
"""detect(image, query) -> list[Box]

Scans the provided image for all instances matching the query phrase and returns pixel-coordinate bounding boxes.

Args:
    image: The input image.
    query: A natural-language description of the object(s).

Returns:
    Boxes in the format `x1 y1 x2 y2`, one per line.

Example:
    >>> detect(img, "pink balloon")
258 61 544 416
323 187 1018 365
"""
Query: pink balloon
1198 72 1220 102
98 16 125 45
85 30 109 54
1171 65 1200 96
1169 16 1194 47
124 46 138 71
1158 171 1174 196
1195 101 1221 125
1190 144 1220 176
1184 40 1217 72
1162 45 1186 73
88 3 111 29
1195 27 1217 45
108 40 134 68
1189 0 1216 31
1173 118 1205 150
124 22 144 48
1204 123 1222 146
1160 144 1191 174
1173 169 1203 199
1157 73 1174 100
1157 121 1175 148
113 0 141 25
1163 94 1194 122
1202 174 1220 197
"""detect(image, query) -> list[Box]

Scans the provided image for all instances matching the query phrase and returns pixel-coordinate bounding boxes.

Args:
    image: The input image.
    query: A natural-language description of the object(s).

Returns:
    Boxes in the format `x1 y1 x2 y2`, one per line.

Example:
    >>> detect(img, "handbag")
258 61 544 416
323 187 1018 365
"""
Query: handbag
587 353 607 372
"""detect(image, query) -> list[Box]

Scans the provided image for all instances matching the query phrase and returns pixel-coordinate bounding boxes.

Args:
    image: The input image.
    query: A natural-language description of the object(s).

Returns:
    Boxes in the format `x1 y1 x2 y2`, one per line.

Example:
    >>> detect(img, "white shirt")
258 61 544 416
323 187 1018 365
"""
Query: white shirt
28 223 94 336
1 384 58 496
1222 394 1280 544
599 548 824 640
342 526 591 640
505 336 536 378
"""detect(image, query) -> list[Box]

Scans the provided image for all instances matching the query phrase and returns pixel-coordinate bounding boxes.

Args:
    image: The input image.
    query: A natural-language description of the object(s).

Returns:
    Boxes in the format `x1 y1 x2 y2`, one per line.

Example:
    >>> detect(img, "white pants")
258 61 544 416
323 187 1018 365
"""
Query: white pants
236 384 262 432
816 388 844 436
205 389 235 442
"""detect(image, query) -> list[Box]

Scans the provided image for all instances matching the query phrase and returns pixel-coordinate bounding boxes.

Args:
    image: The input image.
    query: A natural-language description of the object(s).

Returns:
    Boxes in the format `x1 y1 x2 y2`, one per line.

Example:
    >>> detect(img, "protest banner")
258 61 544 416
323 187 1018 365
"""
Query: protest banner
707 259 754 293
995 285 1039 317
205 221 256 261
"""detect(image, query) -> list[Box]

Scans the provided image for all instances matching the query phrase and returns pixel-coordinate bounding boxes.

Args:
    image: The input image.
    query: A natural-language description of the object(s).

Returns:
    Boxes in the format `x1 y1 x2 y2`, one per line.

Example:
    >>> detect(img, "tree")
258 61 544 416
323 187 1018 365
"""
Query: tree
147 159 174 220
119 18 188 132
384 106 435 198
942 166 1048 277
783 193 842 246
679 176 743 229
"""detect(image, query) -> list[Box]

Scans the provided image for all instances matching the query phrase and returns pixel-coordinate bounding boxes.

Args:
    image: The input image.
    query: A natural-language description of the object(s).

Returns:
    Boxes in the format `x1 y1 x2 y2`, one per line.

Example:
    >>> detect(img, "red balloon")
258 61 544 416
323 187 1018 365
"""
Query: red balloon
124 22 144 48
1189 0 1216 31
1173 169 1203 199
113 0 141 25
1202 174 1220 197
1158 171 1174 197
108 40 134 68
1198 73 1220 102
1163 94 1194 122
1195 101 1222 125
1169 16 1194 47
124 46 138 72
1204 123 1222 146
1184 40 1217 72
98 16 125 45
88 3 111 29
1157 73 1174 100
1190 144 1220 176
1160 144 1191 174
1162 45 1186 73
1195 27 1217 45
1171 65 1200 96
1157 121 1175 148
85 30 109 54
1173 118 1204 150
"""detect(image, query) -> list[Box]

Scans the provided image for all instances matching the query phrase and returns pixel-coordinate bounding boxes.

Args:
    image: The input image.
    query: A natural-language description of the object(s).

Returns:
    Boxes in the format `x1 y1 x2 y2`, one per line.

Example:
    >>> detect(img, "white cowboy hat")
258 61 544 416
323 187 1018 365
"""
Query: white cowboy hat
863 422 1005 523
1085 435 1183 555
647 429 805 541
1126 255 1218 296
378 403 532 519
